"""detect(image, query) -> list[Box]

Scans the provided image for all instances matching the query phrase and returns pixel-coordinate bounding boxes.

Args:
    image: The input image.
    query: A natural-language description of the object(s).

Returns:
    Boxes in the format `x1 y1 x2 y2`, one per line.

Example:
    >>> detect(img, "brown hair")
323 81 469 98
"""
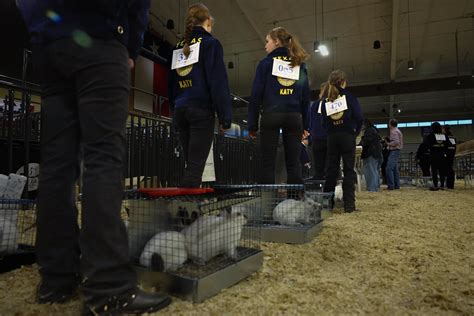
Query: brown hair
326 69 347 102
183 3 211 58
267 27 309 67
319 82 328 99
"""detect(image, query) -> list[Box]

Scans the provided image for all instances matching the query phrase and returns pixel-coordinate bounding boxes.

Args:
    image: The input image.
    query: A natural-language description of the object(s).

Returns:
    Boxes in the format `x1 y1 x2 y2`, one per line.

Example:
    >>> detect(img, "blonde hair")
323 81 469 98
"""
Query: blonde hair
183 3 211 58
267 27 309 67
326 69 347 102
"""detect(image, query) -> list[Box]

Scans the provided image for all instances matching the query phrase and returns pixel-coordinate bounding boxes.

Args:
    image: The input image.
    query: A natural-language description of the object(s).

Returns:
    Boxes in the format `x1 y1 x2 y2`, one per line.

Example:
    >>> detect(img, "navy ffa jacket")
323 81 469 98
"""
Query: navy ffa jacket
248 47 310 132
308 100 327 142
319 87 364 135
425 133 448 157
16 0 150 59
446 134 457 159
169 27 232 128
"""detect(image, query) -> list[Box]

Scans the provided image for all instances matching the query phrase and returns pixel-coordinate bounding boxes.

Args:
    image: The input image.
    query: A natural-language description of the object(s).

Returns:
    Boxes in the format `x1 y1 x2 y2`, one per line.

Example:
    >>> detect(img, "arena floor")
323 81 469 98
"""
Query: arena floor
1 184 473 315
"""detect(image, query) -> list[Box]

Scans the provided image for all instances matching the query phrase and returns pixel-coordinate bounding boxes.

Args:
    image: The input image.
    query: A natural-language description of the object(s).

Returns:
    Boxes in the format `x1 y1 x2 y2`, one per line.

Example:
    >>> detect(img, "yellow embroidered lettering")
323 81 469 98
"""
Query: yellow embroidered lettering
279 88 294 95
179 79 193 89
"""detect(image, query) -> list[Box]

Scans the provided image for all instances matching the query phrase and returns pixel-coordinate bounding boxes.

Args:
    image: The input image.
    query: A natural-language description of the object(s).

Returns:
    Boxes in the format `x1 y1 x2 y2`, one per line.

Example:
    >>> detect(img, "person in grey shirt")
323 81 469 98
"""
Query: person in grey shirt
385 119 403 190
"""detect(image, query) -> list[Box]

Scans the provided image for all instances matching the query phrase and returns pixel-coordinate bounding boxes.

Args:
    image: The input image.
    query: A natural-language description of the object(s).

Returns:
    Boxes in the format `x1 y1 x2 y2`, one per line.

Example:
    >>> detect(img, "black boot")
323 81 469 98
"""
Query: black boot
82 287 171 316
37 277 79 304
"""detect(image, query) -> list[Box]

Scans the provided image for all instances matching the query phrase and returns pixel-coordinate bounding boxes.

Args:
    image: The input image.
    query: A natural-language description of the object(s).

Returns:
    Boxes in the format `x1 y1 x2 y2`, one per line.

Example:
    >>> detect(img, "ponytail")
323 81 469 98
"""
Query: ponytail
182 3 211 58
326 69 347 102
267 27 309 67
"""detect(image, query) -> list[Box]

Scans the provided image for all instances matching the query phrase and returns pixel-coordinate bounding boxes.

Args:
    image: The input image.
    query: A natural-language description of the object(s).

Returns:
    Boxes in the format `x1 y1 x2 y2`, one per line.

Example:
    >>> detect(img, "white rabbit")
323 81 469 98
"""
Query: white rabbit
184 212 247 265
0 216 18 253
335 184 343 201
231 203 259 222
273 197 321 226
139 231 187 272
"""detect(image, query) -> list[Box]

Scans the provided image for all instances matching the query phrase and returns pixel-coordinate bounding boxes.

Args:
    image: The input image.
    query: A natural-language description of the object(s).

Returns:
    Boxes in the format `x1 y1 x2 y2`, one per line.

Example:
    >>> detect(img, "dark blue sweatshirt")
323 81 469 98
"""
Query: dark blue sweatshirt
169 27 232 128
248 47 310 131
320 87 364 135
16 0 150 59
309 100 327 142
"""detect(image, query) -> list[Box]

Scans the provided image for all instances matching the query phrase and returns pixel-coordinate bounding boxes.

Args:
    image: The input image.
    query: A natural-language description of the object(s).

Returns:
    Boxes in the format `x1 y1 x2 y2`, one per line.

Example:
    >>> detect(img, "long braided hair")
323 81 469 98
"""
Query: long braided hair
183 3 211 58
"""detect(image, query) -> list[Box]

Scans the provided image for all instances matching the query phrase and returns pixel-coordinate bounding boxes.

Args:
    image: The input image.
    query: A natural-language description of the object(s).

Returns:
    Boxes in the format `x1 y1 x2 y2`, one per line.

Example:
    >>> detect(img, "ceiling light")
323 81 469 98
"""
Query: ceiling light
313 41 320 53
319 44 329 56
408 60 414 71
373 40 381 49
471 69 474 78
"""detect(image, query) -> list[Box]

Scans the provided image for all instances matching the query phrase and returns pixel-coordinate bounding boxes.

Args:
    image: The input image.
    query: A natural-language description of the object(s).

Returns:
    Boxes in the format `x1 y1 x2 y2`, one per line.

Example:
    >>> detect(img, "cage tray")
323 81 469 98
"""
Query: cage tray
138 187 214 197
242 220 323 244
135 248 263 303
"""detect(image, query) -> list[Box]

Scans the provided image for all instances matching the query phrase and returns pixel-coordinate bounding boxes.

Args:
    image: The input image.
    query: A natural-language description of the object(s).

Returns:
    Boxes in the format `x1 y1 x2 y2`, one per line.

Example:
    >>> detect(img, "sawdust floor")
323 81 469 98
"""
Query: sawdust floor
0 185 473 315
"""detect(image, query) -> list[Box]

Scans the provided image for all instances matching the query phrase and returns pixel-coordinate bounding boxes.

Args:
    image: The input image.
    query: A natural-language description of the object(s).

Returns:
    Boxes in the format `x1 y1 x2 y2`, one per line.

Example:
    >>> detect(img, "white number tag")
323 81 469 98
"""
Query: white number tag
171 42 200 70
435 134 446 142
449 137 456 145
325 95 348 117
272 59 300 80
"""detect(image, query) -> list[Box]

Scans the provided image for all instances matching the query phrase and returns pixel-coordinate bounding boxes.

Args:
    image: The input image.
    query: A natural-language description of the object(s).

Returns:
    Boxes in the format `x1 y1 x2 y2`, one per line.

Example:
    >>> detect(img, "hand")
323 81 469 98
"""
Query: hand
128 58 135 69
249 130 257 140
302 130 310 140
219 124 229 134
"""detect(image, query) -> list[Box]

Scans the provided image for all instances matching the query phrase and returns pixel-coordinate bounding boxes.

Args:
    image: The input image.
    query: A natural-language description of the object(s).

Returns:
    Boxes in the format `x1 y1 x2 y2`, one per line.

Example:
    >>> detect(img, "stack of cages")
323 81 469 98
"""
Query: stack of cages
236 184 325 244
124 187 262 302
0 174 36 272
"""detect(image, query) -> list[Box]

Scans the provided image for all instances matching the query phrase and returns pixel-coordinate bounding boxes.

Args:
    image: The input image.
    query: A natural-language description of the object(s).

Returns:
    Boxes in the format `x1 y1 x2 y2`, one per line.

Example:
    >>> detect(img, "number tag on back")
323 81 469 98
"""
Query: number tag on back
449 137 456 145
435 134 446 142
171 42 200 70
325 95 348 117
272 59 300 80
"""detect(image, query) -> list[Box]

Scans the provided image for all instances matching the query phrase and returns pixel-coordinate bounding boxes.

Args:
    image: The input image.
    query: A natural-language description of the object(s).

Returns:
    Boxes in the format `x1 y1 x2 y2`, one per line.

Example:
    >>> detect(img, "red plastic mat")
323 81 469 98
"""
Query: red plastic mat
138 187 214 197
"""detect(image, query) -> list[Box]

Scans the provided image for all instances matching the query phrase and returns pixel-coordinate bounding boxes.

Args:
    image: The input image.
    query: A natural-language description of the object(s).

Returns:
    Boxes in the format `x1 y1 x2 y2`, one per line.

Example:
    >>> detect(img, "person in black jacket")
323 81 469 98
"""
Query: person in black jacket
248 27 310 184
319 70 364 212
444 125 457 189
169 3 232 188
360 119 382 192
416 137 431 177
425 122 448 190
16 1 172 314
309 83 329 180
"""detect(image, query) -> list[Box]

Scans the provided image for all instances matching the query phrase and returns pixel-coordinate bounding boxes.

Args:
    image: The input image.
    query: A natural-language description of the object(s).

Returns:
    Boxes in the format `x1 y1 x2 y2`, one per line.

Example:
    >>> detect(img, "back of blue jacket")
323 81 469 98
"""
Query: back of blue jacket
16 0 150 59
169 27 232 128
248 47 310 131
309 100 327 142
320 87 364 135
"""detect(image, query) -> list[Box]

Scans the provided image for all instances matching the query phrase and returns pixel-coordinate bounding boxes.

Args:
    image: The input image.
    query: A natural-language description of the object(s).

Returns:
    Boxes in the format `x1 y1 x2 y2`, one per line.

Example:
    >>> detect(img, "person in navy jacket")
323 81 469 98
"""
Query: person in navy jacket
17 1 172 314
319 70 364 212
425 122 448 190
248 27 310 184
444 125 457 189
169 3 232 188
309 82 329 180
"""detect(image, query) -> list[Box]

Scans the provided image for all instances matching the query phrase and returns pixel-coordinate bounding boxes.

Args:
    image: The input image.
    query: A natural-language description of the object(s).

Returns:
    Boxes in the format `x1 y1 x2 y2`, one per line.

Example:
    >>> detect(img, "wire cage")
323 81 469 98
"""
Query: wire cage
123 188 263 302
399 176 414 186
223 184 325 244
414 176 434 188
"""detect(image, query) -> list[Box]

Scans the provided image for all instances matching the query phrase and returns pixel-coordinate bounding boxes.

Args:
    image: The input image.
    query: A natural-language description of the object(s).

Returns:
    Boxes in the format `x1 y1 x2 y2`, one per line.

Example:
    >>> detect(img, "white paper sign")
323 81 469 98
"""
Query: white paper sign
449 137 456 145
317 101 323 114
325 95 348 117
202 142 216 182
272 59 300 80
171 42 200 70
435 134 446 142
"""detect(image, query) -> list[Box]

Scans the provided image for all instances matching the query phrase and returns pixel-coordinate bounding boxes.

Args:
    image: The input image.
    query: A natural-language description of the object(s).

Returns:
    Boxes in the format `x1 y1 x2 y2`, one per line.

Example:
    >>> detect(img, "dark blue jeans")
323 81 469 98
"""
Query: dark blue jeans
386 150 400 189
33 38 136 299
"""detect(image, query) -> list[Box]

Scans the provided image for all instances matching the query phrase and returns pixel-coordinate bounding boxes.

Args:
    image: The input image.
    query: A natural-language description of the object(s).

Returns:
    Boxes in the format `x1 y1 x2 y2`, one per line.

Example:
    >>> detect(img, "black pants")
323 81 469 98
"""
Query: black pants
260 112 303 184
445 155 455 189
174 106 215 188
311 138 327 180
430 154 446 188
33 38 136 299
323 132 356 210
419 158 431 177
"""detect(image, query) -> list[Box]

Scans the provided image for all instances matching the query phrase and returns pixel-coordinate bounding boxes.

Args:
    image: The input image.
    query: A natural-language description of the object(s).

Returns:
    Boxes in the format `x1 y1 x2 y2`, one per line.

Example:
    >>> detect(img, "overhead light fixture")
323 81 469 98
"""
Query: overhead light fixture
407 0 414 71
373 40 381 49
228 61 234 69
319 43 329 56
397 109 402 113
166 19 174 30
471 69 474 78
313 41 320 53
242 120 247 123
408 60 414 71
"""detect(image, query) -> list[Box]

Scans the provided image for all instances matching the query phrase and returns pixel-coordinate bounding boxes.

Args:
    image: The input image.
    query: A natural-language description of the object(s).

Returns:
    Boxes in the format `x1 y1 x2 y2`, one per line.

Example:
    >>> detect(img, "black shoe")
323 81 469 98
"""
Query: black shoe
82 288 171 316
429 187 439 191
37 281 78 304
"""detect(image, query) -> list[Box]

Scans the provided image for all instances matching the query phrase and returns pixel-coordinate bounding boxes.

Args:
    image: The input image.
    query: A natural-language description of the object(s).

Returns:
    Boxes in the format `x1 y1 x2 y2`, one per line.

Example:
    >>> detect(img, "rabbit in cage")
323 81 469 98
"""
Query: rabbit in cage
183 211 247 265
231 203 259 222
273 196 321 226
0 216 18 253
139 231 188 272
